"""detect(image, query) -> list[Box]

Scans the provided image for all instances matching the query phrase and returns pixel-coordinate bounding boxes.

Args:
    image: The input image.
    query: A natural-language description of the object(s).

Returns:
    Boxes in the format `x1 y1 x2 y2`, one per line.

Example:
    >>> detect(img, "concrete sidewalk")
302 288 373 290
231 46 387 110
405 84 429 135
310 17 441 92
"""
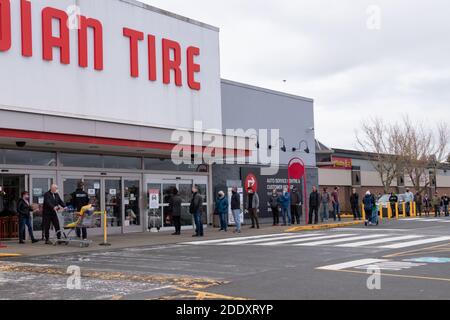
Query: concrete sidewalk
0 218 362 257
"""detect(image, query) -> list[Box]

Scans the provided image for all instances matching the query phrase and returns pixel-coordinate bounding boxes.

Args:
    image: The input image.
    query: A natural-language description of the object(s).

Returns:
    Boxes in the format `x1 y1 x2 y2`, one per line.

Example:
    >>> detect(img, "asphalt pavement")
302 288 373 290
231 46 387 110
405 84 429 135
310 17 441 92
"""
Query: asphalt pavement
1 217 450 300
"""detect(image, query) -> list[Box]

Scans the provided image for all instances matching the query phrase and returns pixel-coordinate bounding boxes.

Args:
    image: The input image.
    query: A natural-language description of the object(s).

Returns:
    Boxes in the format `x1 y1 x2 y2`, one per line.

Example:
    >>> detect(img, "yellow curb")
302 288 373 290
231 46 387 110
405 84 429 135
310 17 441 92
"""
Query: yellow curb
0 253 22 258
286 221 364 232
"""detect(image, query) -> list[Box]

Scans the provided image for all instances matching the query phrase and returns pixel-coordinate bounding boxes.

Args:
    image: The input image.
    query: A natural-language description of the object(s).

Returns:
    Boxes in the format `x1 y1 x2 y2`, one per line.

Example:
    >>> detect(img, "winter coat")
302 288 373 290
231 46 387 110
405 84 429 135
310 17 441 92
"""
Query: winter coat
169 194 182 217
230 192 240 210
290 191 302 205
215 196 229 215
246 193 260 210
189 192 203 214
363 194 376 211
268 194 279 208
309 191 320 208
17 198 33 218
350 193 359 208
279 192 290 209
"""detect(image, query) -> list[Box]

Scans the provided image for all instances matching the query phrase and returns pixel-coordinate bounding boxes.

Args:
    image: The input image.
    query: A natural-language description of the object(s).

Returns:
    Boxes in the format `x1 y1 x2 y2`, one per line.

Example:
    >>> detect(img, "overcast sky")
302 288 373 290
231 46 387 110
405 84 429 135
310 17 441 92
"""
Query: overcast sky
143 0 450 150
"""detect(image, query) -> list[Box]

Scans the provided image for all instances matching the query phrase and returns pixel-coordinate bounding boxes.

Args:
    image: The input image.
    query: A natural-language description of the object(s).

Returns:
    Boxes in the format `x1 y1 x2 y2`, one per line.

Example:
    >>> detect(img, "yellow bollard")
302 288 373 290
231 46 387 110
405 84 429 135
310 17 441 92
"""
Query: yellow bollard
379 205 383 222
362 203 366 221
99 210 111 246
388 204 392 219
402 202 406 218
395 203 399 219
413 202 417 216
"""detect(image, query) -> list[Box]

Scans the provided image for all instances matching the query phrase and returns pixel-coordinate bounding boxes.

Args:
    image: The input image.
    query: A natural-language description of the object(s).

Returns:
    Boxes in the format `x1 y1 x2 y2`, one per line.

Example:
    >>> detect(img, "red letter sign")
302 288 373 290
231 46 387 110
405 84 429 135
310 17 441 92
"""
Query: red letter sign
0 0 11 52
162 38 182 87
78 15 103 71
123 27 144 78
42 7 70 64
187 46 201 90
21 0 32 57
148 34 157 81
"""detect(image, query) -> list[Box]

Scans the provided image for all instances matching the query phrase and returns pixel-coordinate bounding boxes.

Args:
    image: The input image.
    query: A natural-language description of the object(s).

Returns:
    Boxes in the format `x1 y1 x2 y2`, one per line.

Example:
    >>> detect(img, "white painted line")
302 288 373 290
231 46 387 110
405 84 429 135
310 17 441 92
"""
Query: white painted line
336 235 423 248
317 258 388 271
257 234 355 246
296 234 388 246
222 233 325 246
379 236 450 249
401 218 421 221
180 233 293 245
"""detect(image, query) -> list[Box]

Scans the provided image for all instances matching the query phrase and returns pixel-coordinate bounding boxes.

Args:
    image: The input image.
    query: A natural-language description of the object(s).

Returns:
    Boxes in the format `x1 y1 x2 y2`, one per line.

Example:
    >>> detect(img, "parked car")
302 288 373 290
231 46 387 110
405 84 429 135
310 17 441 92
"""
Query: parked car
376 194 407 217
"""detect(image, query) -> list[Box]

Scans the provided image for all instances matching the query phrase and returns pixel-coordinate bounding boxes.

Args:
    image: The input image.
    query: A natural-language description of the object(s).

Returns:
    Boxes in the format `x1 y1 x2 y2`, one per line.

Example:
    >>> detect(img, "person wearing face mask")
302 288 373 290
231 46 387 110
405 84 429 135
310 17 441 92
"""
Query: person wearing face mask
246 187 260 229
43 184 66 244
17 191 39 244
269 189 280 226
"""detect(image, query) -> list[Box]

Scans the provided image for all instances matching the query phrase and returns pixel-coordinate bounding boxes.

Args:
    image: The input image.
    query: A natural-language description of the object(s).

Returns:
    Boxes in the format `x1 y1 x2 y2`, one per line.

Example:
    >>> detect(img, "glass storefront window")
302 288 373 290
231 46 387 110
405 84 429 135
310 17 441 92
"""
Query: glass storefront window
124 180 140 226
3 149 56 166
60 153 103 168
144 158 208 172
104 156 141 170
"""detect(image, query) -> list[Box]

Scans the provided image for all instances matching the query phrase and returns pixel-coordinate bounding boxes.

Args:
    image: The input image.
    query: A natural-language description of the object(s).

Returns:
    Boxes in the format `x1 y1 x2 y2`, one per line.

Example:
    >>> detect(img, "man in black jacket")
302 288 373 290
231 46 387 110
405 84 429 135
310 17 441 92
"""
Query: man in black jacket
309 186 320 225
230 187 242 233
290 186 302 225
71 181 89 240
43 184 66 244
17 191 39 244
169 187 182 235
189 185 204 237
350 188 361 220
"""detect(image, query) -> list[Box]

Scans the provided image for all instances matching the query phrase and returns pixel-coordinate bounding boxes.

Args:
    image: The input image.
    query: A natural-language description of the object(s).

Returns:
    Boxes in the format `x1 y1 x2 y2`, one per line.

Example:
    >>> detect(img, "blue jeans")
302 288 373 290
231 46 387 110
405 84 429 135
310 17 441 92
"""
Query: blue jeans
232 209 241 232
444 205 449 216
321 204 329 221
281 207 291 225
19 215 35 241
193 212 203 236
332 203 341 221
219 213 228 231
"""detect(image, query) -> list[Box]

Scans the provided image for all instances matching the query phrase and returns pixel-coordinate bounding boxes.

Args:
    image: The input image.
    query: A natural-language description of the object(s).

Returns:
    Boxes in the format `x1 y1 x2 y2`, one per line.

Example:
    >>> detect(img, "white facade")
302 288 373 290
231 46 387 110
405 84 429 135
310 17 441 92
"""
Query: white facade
0 0 222 132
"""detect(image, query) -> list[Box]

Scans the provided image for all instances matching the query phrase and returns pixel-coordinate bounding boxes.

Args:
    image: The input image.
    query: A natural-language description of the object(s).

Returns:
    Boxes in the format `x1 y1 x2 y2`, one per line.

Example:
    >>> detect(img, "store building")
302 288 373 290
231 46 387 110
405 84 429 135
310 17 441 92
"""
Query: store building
316 141 450 213
0 0 317 238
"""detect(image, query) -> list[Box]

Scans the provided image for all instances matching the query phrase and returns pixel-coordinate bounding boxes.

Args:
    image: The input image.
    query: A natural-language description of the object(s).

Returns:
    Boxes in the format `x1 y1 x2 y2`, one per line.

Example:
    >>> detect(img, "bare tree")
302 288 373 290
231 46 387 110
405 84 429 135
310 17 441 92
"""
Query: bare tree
399 118 449 193
356 118 400 193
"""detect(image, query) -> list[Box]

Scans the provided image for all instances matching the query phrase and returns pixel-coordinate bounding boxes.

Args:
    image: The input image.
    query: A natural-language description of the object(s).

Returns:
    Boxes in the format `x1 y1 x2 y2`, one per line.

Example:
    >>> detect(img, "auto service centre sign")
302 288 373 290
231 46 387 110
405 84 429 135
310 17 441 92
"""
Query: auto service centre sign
0 0 222 131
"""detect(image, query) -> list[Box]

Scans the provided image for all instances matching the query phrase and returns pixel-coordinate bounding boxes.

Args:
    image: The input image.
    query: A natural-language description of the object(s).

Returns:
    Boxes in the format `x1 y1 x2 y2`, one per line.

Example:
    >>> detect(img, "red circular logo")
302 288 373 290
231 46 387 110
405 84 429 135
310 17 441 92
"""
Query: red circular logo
245 173 258 193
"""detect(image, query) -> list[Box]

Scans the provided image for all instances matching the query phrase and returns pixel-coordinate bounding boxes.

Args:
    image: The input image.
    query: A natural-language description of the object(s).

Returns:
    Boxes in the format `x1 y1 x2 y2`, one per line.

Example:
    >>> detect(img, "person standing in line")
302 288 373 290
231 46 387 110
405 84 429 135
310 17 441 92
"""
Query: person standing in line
42 184 66 244
423 194 431 217
230 187 242 233
189 185 204 237
363 190 377 226
269 189 280 226
279 187 291 226
389 191 398 217
169 187 182 235
17 191 39 244
246 187 260 229
331 187 341 222
441 194 450 217
290 186 302 225
415 192 423 216
432 192 441 217
71 181 89 240
215 191 229 232
404 188 414 217
309 186 320 225
350 188 360 220
320 187 331 223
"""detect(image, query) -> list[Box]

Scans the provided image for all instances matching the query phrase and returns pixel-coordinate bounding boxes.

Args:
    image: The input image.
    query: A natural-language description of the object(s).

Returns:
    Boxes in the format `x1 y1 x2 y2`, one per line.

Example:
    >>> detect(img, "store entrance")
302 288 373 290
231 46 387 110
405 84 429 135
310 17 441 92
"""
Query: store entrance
62 175 142 234
0 174 26 239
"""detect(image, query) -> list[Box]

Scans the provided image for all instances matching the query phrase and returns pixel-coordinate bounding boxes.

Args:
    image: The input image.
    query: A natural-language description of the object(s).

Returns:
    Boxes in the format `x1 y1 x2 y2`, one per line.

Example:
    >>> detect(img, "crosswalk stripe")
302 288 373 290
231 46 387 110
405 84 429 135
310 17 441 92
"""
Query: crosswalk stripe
221 233 326 246
379 236 450 249
181 233 293 245
336 235 423 248
257 233 356 246
317 259 388 271
295 234 388 246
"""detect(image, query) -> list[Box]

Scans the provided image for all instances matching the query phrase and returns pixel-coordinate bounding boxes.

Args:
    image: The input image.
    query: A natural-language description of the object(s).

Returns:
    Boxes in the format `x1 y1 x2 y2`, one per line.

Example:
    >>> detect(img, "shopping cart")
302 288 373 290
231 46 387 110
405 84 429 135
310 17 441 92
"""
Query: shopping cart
53 205 101 247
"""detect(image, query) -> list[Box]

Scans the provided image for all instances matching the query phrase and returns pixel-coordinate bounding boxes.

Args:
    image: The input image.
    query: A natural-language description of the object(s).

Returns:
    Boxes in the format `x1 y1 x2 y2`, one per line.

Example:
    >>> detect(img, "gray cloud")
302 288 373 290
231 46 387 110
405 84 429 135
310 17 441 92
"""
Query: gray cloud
142 0 450 149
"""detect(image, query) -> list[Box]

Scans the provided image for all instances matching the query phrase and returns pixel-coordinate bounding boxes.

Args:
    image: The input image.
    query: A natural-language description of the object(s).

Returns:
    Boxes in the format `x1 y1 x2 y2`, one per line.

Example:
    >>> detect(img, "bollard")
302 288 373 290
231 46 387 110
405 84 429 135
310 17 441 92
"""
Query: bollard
413 202 417 217
379 205 383 222
361 204 366 221
388 205 392 219
395 203 399 220
402 202 406 218
99 210 111 246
